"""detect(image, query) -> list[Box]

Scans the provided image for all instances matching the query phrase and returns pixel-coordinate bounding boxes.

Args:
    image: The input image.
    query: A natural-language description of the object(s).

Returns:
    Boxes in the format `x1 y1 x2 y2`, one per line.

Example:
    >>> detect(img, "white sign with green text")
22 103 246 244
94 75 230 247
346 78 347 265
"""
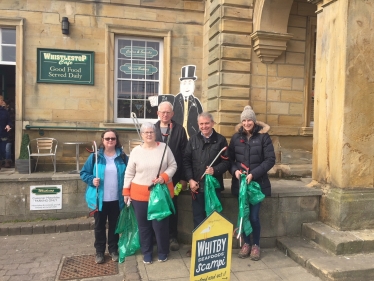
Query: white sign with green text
30 185 62 210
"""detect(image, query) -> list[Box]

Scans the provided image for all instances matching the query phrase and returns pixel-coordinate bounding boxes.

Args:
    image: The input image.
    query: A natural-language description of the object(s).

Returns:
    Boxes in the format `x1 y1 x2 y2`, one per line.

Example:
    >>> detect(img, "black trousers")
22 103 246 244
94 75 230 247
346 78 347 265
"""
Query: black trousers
192 190 221 229
132 200 169 260
94 200 120 254
169 196 178 239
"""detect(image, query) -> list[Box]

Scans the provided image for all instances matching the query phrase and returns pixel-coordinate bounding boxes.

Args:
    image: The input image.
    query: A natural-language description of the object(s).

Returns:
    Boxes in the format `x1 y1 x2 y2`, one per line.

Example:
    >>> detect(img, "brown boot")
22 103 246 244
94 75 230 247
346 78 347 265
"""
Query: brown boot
4 160 11 168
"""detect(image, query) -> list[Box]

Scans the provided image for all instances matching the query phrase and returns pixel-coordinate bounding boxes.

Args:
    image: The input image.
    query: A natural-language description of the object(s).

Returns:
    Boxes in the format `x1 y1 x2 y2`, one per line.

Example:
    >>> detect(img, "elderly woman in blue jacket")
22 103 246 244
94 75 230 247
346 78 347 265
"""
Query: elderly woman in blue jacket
80 129 127 264
228 106 275 261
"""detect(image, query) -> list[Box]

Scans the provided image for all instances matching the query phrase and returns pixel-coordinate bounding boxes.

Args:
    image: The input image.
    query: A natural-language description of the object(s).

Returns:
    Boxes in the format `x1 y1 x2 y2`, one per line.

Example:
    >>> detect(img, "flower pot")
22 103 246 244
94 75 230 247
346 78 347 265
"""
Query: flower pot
15 159 36 174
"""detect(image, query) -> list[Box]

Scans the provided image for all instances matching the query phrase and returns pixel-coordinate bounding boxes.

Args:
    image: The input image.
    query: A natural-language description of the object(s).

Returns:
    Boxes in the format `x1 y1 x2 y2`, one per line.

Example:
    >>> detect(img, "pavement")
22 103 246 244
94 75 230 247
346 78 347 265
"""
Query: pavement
0 217 322 281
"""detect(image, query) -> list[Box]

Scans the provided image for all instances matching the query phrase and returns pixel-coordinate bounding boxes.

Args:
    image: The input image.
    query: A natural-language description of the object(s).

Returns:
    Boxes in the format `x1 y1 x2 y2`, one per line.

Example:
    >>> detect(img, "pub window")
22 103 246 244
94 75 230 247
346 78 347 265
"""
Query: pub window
0 28 16 64
114 36 163 123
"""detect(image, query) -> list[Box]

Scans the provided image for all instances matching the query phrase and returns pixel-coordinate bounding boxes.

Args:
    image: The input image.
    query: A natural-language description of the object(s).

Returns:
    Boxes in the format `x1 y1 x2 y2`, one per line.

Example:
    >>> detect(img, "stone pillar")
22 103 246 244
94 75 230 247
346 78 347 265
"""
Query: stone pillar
203 0 253 137
312 0 374 230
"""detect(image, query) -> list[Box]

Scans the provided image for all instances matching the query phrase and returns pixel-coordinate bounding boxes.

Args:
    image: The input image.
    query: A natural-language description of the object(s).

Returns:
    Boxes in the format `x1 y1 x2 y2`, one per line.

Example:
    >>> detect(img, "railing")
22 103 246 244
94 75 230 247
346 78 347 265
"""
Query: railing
25 125 137 136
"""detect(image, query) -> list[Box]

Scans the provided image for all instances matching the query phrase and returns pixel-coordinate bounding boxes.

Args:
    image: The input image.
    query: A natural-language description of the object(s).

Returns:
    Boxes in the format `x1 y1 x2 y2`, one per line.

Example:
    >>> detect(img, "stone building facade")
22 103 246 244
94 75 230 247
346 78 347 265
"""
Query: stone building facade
0 0 317 174
1 0 373 232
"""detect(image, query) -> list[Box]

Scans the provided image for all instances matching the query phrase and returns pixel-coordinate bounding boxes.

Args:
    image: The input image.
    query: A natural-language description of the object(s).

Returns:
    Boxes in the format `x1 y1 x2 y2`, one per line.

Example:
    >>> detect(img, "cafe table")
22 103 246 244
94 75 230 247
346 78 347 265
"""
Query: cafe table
63 141 90 174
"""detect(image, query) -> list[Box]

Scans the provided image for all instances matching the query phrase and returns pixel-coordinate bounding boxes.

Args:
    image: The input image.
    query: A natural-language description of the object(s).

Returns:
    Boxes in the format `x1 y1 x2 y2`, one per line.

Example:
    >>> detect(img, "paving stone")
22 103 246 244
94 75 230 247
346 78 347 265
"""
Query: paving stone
55 224 67 233
78 222 90 231
32 225 44 234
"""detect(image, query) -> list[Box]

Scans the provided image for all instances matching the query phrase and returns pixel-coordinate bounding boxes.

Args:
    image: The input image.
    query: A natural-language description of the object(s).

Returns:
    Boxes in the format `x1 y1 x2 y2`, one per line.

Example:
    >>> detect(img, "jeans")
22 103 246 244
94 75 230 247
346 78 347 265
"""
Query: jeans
169 195 178 239
5 142 11 160
192 190 221 229
0 139 6 161
243 202 261 246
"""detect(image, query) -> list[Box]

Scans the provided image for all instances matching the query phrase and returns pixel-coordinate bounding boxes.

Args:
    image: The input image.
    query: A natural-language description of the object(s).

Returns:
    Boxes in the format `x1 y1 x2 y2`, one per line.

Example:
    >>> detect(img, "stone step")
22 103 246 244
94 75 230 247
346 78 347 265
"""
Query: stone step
302 222 374 255
277 236 374 281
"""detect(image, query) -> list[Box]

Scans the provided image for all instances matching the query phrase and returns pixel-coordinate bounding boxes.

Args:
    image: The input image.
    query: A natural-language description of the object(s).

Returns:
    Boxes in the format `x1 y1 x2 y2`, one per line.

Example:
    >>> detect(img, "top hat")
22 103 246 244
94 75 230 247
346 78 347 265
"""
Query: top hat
180 65 197 81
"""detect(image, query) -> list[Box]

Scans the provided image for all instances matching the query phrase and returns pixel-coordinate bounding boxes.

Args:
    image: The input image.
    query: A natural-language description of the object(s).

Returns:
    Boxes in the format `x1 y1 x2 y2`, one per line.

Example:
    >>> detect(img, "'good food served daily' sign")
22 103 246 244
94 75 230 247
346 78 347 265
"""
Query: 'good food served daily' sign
37 48 94 85
190 211 233 281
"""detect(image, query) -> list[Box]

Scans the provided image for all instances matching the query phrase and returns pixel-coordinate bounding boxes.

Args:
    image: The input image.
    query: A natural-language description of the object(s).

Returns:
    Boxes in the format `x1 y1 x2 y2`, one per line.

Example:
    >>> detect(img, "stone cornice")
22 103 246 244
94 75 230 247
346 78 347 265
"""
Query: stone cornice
250 31 293 64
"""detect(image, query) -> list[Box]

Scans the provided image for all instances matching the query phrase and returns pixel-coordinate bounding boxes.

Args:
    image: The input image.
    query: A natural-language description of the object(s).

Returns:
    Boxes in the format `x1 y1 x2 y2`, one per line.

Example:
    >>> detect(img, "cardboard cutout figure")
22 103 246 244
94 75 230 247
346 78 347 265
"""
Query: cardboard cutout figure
149 65 203 138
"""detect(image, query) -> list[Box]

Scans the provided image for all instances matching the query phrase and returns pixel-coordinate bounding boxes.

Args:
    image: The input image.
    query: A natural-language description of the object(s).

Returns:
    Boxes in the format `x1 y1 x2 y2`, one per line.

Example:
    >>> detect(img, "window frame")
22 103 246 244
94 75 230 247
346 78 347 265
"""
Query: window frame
0 28 16 65
114 36 164 123
105 25 171 125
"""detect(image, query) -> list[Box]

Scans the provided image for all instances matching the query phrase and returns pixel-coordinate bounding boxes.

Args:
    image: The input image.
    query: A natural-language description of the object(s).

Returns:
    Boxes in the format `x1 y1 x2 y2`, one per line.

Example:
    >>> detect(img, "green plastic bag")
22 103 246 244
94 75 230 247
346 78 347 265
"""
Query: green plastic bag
236 174 252 236
115 204 140 263
147 183 175 221
204 174 223 216
247 180 265 205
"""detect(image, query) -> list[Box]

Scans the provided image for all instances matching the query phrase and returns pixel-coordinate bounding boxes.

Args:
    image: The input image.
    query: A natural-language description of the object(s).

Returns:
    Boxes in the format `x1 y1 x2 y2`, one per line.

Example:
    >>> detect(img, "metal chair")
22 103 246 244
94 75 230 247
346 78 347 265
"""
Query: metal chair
28 138 58 174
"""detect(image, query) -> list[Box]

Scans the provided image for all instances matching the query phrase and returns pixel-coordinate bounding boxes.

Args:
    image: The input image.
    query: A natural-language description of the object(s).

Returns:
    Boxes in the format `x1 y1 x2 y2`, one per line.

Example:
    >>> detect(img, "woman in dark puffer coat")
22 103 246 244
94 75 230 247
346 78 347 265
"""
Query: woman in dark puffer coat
228 106 275 261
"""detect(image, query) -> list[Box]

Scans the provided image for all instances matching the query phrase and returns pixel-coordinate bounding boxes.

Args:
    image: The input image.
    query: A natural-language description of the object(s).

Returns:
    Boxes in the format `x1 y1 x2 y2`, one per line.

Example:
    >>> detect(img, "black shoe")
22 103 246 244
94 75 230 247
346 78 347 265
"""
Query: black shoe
110 251 119 262
95 252 104 264
170 238 180 251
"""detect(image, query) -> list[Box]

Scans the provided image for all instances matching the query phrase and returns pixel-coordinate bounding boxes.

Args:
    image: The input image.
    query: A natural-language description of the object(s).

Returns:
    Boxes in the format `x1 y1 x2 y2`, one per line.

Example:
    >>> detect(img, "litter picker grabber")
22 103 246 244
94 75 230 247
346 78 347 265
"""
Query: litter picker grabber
131 112 142 141
235 163 250 245
89 141 99 217
148 123 173 191
191 146 228 199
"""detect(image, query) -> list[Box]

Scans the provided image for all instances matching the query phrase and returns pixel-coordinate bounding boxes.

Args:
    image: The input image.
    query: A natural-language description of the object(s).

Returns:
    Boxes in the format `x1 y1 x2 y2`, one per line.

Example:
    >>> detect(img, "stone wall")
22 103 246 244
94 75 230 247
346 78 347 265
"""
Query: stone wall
0 176 321 247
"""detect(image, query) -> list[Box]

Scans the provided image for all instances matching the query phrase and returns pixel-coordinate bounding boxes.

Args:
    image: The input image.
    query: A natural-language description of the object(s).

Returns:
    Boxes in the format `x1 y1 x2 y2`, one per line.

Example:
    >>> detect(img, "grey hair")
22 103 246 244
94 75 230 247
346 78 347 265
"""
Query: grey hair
197 112 214 123
140 122 156 133
158 101 174 111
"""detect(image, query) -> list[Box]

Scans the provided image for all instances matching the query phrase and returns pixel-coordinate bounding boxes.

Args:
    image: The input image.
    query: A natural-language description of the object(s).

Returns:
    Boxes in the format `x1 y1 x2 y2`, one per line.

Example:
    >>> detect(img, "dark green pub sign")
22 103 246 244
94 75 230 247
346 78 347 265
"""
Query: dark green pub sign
37 48 94 85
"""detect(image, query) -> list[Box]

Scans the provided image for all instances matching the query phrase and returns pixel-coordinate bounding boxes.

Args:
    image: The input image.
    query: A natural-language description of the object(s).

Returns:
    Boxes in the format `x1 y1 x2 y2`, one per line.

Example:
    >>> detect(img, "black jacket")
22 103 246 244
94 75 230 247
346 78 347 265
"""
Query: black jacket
155 120 188 185
183 129 230 192
228 122 275 197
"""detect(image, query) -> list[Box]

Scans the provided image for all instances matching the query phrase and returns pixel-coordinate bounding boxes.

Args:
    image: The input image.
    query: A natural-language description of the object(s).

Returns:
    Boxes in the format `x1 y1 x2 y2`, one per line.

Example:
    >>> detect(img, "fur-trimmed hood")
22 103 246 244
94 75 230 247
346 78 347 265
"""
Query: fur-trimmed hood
234 120 270 134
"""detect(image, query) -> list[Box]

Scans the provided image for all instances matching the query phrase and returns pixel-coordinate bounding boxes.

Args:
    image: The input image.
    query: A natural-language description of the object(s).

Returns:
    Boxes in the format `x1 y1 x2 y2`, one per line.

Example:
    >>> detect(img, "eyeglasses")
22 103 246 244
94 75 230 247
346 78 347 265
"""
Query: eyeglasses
159 111 172 115
142 131 155 135
104 137 116 141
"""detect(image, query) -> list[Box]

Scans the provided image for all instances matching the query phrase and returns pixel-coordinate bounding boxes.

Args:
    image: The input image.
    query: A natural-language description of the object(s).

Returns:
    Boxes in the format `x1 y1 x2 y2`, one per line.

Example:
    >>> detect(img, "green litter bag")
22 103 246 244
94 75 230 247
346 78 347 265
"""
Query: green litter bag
115 204 140 263
147 183 175 221
204 174 223 216
236 174 252 236
247 180 265 205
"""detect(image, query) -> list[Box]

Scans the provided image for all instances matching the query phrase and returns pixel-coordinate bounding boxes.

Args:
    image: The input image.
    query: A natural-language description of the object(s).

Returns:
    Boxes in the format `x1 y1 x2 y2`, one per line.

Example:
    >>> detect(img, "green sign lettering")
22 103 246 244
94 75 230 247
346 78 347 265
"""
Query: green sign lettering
120 46 158 59
37 48 94 85
119 63 158 75
32 186 61 195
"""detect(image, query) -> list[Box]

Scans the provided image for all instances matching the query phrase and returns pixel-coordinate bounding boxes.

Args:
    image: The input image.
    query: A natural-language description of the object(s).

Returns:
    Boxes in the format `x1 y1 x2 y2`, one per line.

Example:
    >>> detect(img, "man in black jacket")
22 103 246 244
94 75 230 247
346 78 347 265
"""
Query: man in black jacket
154 101 188 251
183 112 230 256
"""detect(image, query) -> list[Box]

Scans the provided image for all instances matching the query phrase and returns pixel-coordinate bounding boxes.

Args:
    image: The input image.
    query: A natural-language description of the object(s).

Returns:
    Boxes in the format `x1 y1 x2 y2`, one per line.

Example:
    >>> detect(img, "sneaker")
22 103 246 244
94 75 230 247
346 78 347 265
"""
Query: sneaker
143 254 152 264
238 243 251 259
158 255 168 262
170 238 180 251
110 251 119 262
95 252 104 264
250 244 260 261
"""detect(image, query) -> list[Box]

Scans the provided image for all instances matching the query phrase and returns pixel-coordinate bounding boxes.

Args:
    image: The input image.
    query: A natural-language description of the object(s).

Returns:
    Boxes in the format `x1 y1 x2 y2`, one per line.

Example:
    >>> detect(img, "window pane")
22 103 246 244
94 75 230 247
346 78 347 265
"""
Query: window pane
118 39 131 59
132 100 146 119
117 99 130 118
132 81 145 99
146 61 159 80
2 46 16 62
146 82 159 98
146 41 160 61
117 80 131 99
2 29 16 44
118 59 132 79
145 100 158 119
132 60 145 80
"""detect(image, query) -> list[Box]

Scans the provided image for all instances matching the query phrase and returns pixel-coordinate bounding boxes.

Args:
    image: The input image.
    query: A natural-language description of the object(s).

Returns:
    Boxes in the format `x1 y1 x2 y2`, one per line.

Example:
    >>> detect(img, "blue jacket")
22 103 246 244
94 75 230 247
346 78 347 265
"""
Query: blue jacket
80 147 126 211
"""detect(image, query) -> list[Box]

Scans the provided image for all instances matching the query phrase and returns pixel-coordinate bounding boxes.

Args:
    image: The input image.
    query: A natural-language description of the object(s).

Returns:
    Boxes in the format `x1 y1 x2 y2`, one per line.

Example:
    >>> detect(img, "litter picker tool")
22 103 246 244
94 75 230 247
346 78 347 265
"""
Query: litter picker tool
131 112 142 141
89 141 99 217
191 146 228 199
148 123 173 191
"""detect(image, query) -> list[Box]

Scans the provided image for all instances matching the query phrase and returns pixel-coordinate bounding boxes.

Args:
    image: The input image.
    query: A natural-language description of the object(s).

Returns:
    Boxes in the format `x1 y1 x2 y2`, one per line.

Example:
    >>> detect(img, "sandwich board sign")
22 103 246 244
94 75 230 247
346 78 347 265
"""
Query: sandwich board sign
190 211 233 281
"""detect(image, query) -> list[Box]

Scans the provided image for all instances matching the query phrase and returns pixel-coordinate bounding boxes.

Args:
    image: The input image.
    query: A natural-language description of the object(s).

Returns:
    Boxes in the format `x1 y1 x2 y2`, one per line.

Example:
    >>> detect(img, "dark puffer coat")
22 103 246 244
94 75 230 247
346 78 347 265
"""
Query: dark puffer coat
228 121 275 197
